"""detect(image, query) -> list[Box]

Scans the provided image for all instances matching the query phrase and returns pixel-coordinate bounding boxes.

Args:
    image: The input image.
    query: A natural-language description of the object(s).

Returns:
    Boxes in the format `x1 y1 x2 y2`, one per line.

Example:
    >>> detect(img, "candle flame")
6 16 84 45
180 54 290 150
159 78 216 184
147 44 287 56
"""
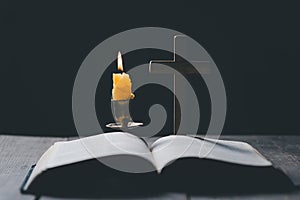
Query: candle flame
117 51 123 71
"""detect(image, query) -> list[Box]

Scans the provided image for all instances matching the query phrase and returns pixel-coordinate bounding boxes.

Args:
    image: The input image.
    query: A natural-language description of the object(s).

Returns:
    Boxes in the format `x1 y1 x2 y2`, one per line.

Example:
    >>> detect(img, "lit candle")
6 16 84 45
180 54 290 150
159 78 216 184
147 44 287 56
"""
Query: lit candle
112 51 134 100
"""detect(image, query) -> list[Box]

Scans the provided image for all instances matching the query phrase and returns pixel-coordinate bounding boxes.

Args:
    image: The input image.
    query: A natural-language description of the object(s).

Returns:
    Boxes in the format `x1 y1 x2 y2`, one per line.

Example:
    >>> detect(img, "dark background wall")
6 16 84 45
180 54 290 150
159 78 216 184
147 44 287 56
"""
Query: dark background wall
1 0 299 136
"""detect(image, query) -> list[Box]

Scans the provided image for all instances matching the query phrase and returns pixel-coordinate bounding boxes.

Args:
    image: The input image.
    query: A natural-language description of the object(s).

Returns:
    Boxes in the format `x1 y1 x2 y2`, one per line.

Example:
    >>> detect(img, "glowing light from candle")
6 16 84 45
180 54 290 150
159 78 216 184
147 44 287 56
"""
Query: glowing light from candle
117 51 123 71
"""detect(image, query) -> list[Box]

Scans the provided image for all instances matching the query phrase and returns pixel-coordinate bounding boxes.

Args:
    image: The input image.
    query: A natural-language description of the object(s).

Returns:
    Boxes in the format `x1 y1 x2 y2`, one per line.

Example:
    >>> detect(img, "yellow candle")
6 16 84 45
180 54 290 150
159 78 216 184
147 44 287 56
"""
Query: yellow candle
112 51 134 100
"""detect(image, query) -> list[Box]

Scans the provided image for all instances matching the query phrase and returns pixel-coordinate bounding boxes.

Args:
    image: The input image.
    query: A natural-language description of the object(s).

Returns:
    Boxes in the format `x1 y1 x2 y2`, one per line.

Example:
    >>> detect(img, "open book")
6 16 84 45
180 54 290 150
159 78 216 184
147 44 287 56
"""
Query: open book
21 132 294 197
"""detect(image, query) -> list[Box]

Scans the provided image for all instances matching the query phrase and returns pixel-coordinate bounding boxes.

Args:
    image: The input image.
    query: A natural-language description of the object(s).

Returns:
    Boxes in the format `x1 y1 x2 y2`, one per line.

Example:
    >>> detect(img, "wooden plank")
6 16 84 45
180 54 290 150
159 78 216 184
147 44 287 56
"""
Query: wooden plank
221 135 300 186
191 135 300 200
1 135 299 199
0 174 34 200
40 193 187 200
190 191 300 200
0 135 67 200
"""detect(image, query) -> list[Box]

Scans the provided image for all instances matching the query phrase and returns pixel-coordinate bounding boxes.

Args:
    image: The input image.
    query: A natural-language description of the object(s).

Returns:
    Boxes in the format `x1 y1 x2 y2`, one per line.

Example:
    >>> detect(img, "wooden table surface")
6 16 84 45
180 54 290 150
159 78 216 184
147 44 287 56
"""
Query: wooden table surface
1 134 300 200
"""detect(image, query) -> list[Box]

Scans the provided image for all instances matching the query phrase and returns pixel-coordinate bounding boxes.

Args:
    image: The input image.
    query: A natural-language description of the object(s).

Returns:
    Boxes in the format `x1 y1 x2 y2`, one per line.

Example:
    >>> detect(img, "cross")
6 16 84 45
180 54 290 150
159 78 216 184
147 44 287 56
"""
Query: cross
148 35 212 135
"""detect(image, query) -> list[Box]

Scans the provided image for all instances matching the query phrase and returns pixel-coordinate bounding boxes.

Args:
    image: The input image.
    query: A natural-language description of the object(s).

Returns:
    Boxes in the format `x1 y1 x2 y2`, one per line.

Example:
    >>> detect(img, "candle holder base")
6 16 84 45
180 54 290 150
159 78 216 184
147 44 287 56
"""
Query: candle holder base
106 121 143 129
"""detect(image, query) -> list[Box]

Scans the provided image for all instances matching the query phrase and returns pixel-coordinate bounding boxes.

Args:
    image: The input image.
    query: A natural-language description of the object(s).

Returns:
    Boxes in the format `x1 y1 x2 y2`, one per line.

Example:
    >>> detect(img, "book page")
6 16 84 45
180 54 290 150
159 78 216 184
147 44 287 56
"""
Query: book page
48 132 153 169
151 135 272 173
24 132 154 189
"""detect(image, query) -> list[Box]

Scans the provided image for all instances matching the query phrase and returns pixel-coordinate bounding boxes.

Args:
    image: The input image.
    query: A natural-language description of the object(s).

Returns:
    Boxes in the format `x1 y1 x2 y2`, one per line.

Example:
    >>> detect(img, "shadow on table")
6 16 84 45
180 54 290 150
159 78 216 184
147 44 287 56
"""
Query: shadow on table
22 158 298 198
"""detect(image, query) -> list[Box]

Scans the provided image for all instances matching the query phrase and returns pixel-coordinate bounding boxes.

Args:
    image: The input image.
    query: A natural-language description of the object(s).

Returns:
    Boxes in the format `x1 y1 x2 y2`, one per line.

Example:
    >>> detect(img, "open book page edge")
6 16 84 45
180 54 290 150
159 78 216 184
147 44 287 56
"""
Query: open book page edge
23 144 56 190
151 135 272 173
23 132 157 189
46 132 153 167
194 136 272 163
